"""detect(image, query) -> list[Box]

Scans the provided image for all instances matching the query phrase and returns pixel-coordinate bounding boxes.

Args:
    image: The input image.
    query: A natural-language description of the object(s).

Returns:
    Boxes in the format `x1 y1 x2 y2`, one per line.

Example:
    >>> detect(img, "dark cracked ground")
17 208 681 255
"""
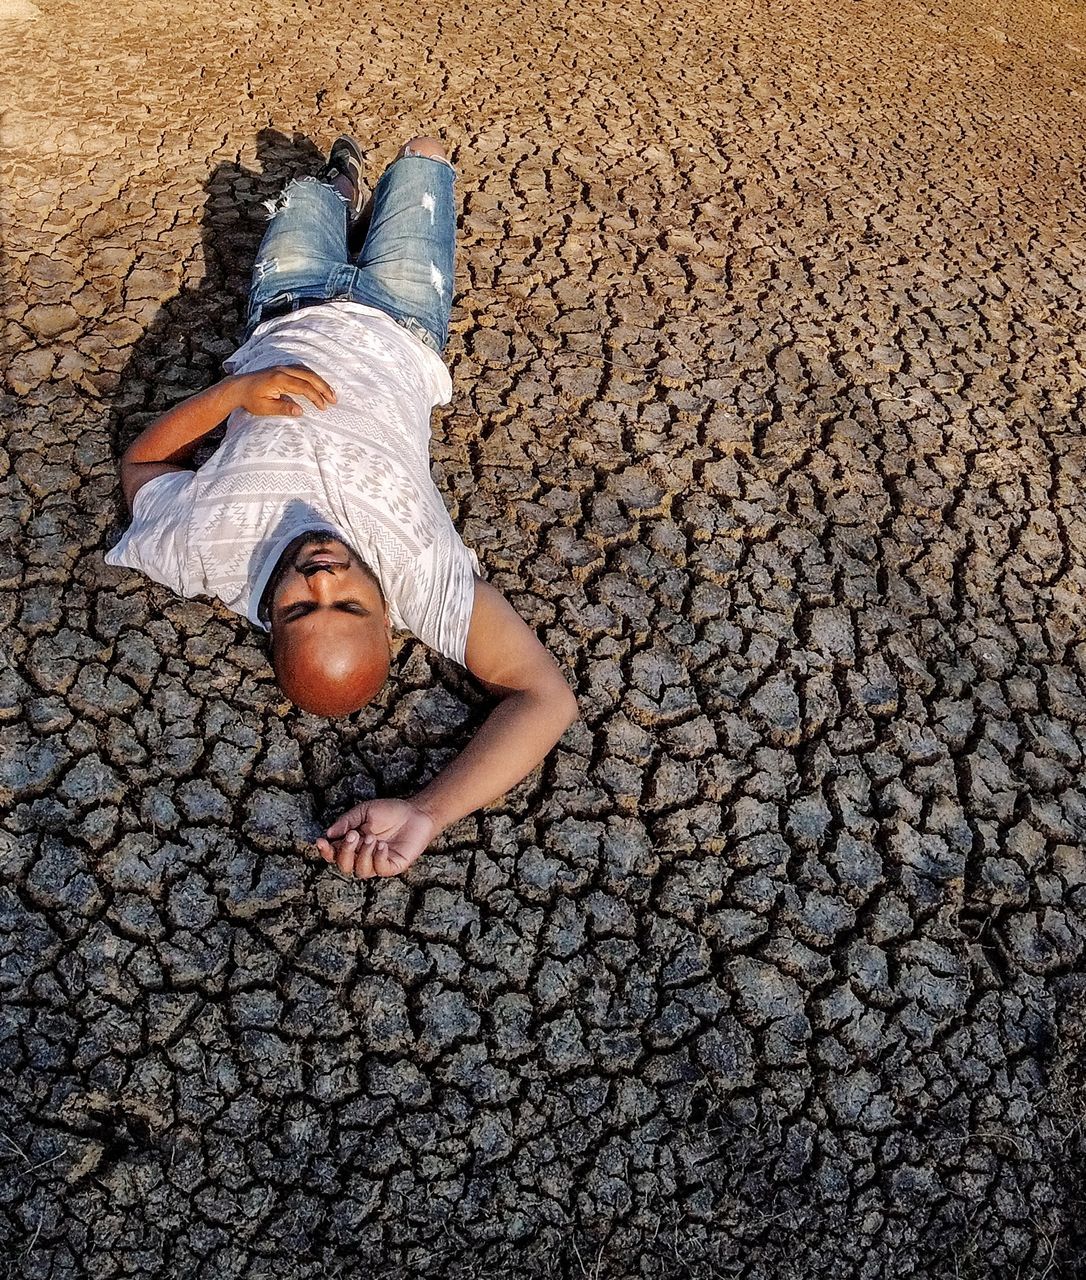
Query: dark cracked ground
2 0 1086 1276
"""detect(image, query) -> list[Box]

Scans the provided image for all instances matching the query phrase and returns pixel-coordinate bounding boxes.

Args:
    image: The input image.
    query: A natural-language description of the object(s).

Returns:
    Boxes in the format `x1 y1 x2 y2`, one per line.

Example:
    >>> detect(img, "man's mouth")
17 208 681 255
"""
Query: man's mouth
296 540 351 572
298 555 350 573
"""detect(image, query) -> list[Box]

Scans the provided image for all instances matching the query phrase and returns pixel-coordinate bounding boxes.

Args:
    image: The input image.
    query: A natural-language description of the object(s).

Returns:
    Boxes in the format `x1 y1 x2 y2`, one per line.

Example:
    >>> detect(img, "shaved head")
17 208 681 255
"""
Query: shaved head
272 617 390 716
265 532 392 716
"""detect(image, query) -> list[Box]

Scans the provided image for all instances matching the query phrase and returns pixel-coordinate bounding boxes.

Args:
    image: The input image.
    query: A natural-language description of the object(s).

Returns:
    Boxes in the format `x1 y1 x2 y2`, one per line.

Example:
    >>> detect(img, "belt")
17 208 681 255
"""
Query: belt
260 295 328 323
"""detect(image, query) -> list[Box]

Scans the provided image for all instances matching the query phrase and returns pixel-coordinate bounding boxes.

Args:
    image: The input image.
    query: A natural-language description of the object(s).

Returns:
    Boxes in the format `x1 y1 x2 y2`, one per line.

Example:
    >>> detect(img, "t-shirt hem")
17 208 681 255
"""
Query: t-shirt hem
228 300 453 405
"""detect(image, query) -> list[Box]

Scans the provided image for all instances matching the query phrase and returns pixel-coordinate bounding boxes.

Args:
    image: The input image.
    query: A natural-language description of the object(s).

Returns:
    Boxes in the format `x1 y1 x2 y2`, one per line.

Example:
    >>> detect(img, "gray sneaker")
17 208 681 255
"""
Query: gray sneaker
317 135 366 220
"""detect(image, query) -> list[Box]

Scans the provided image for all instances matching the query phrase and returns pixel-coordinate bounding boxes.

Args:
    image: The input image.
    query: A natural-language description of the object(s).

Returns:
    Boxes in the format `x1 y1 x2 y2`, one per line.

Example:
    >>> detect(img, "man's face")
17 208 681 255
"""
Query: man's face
268 533 387 636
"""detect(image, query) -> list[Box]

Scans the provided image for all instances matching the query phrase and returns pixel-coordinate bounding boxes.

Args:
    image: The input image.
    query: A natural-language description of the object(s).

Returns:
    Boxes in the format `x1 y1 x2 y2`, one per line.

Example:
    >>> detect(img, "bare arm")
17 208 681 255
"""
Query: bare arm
119 366 336 510
318 577 579 878
415 578 579 827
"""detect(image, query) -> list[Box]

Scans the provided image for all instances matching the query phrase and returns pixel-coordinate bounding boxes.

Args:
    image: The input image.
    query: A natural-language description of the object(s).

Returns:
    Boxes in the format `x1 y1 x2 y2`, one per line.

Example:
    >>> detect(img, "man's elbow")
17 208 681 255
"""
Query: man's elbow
118 460 137 513
511 672 578 735
553 677 580 732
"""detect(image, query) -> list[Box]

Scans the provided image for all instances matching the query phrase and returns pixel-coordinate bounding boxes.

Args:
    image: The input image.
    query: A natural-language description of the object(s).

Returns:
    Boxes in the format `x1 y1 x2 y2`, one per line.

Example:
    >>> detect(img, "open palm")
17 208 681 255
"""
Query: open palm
316 799 437 879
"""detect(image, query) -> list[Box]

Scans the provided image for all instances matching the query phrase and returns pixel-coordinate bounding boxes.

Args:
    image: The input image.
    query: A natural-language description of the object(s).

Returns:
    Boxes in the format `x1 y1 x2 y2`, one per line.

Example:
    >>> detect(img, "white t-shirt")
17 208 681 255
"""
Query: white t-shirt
104 301 480 666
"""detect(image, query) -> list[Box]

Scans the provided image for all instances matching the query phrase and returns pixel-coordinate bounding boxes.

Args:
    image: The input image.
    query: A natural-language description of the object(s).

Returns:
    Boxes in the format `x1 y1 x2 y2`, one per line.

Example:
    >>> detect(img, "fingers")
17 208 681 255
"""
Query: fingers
239 366 337 417
353 835 380 880
313 839 403 880
335 829 360 876
322 830 382 879
275 376 331 411
272 366 336 409
294 366 336 404
326 804 366 839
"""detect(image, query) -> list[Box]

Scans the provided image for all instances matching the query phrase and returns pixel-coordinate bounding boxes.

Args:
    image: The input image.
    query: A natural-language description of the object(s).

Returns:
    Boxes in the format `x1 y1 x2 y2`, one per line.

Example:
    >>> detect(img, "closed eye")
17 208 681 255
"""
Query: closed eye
280 600 370 624
282 602 317 623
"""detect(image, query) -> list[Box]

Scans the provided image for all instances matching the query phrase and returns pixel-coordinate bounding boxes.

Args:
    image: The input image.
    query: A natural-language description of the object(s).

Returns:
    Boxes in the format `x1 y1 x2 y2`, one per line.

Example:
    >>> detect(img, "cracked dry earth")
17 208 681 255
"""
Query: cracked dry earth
2 0 1086 1276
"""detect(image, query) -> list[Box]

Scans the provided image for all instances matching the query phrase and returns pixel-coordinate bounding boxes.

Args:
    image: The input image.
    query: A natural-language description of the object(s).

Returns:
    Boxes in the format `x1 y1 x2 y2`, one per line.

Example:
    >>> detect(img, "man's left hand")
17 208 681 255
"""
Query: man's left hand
316 798 438 879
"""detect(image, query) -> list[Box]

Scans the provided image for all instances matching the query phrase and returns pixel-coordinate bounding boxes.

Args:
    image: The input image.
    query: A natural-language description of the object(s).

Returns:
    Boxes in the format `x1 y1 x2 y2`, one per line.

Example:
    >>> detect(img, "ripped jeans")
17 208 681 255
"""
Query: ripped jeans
244 152 456 355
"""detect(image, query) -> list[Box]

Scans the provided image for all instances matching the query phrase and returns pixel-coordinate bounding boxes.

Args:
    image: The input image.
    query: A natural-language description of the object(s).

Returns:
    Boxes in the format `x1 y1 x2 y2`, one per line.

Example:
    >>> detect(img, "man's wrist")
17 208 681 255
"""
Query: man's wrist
216 373 246 414
410 792 453 835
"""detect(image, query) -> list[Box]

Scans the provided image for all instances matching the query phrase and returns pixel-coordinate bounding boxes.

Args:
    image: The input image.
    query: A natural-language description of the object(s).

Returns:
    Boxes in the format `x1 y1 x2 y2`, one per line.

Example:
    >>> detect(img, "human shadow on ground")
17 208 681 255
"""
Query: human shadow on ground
108 127 325 464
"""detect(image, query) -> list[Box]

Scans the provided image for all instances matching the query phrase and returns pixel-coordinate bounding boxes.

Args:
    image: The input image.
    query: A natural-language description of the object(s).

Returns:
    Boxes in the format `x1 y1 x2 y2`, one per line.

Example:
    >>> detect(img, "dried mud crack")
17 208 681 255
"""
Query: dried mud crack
2 0 1086 1277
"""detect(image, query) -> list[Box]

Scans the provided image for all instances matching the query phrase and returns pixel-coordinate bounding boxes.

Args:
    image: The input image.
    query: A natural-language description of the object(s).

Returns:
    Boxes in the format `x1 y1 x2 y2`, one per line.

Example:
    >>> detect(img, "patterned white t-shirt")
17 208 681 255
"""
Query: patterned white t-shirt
104 301 480 665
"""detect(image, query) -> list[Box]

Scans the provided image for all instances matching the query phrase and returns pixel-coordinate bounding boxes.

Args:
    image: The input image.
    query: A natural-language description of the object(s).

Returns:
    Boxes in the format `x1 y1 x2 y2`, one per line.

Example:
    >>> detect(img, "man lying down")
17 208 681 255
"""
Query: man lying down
105 133 578 879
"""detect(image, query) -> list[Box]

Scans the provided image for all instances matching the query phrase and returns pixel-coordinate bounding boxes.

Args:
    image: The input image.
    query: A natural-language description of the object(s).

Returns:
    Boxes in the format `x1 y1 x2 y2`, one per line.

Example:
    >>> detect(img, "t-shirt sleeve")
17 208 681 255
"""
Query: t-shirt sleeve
103 471 198 598
390 529 481 667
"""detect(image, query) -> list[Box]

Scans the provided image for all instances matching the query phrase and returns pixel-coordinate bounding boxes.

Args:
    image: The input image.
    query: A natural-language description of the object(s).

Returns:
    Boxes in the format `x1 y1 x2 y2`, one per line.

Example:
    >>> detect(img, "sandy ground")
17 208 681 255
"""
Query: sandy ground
2 0 1086 1276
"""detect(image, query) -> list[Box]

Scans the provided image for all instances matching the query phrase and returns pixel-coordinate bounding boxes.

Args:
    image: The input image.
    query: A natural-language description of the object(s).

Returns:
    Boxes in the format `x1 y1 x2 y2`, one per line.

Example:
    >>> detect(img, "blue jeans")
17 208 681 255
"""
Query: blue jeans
244 152 456 355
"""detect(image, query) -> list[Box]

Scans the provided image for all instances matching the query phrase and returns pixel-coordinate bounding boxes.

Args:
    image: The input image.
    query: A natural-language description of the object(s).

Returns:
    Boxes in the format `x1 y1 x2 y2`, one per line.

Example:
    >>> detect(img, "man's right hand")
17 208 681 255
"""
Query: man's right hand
119 366 337 510
232 365 336 417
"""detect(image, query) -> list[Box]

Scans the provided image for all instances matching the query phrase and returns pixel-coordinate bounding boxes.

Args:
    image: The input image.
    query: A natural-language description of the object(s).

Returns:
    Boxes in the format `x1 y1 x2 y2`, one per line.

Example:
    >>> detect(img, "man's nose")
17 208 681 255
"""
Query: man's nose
303 566 341 598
